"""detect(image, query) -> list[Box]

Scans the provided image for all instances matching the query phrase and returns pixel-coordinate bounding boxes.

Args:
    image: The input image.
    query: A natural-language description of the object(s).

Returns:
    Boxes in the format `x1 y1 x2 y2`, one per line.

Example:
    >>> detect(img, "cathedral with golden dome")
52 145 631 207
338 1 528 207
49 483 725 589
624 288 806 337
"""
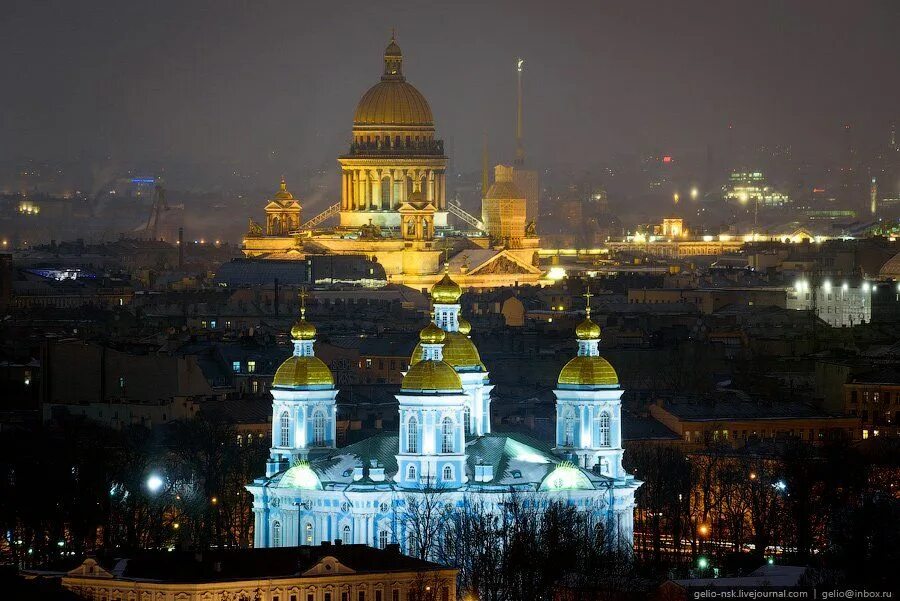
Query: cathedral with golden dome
242 36 543 289
247 275 641 553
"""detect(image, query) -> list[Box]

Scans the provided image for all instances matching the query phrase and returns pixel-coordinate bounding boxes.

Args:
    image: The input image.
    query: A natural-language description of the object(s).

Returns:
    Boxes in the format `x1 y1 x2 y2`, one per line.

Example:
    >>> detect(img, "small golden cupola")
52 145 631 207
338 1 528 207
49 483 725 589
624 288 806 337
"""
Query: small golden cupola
430 266 463 304
273 290 334 389
558 290 618 388
402 314 462 392
457 316 472 336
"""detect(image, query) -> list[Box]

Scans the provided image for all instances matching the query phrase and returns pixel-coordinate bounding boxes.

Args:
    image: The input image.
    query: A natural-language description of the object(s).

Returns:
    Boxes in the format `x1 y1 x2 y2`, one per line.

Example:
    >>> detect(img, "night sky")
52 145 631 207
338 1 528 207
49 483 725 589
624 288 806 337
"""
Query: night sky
2 0 898 181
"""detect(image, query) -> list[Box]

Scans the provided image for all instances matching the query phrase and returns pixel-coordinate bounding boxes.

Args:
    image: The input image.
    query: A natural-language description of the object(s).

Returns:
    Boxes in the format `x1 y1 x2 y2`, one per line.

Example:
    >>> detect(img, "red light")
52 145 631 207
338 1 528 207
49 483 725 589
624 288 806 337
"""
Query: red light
662 156 672 163
812 188 825 194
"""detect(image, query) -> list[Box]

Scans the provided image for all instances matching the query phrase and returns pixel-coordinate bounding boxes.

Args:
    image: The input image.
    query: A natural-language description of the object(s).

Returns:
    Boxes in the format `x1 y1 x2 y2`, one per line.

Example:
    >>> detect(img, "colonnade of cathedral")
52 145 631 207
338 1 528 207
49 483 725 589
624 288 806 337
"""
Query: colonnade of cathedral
340 168 446 211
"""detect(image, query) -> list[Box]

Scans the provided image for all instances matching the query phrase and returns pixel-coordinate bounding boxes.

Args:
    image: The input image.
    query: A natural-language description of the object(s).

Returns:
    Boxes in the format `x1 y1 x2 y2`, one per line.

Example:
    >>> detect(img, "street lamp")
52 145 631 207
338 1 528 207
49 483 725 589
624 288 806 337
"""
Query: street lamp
146 474 164 494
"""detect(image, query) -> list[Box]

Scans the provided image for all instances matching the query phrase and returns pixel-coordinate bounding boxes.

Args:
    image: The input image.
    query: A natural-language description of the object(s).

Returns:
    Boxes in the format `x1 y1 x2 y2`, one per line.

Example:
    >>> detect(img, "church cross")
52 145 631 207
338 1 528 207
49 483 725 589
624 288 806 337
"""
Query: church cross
583 288 594 318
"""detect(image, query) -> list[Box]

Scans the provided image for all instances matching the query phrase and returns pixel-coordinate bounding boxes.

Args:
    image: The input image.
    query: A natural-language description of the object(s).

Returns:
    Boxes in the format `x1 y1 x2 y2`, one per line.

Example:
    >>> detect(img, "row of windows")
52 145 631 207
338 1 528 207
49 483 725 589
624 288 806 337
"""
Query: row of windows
405 416 458 454
273 521 393 550
280 411 328 447
683 428 849 443
233 360 257 373
405 464 455 481
562 411 611 447
850 390 897 404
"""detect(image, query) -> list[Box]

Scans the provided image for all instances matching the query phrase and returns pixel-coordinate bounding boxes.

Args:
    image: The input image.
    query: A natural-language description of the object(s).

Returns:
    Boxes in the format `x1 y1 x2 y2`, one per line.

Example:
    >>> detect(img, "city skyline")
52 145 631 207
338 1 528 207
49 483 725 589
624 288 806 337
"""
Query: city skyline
2 1 899 184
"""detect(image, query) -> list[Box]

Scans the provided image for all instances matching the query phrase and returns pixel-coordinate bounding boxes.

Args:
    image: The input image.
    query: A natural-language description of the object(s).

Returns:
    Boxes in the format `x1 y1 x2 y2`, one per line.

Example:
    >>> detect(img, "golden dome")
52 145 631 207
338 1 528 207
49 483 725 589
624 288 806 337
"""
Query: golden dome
457 317 472 335
431 271 463 304
419 321 446 344
411 331 485 372
353 36 433 128
557 356 619 388
273 356 334 389
273 177 295 201
290 318 316 341
575 318 601 340
354 81 433 127
401 359 462 392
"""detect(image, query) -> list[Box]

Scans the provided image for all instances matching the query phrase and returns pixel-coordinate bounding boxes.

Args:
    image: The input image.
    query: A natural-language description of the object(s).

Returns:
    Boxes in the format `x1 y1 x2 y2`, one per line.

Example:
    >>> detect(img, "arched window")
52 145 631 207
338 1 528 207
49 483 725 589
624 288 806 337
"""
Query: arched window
407 464 417 481
441 417 454 453
442 465 453 481
313 410 326 447
305 522 314 544
563 410 576 446
379 529 389 549
598 411 611 447
463 405 472 437
279 411 290 447
407 417 418 453
272 521 282 547
342 524 351 544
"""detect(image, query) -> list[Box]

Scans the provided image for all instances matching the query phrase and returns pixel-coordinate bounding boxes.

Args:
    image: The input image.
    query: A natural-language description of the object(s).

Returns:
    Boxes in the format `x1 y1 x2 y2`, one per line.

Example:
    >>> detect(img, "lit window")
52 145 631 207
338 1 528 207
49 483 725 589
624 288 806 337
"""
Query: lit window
379 530 389 549
272 521 282 547
407 417 418 453
441 417 454 453
247 360 256 373
232 361 241 373
598 411 611 447
342 524 351 544
305 522 314 544
313 411 326 447
280 411 290 447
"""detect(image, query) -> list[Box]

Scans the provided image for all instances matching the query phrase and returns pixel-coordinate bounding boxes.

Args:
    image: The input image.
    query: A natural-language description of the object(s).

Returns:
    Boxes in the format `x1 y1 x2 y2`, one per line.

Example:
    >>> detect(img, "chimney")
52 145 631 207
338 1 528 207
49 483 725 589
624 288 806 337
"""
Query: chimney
178 227 184 269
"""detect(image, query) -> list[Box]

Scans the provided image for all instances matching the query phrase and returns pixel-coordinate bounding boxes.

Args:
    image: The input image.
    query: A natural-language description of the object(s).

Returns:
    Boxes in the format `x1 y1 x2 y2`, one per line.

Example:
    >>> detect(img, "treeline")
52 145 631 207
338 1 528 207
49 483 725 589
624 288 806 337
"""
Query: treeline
0 415 268 567
627 439 900 588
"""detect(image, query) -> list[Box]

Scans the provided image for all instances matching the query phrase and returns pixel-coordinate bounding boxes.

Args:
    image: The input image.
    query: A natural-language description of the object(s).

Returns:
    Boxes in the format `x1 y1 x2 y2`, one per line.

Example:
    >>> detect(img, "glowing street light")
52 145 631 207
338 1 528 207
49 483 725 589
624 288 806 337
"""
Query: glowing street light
146 474 164 494
698 556 709 570
673 192 680 204
690 187 699 200
698 524 710 537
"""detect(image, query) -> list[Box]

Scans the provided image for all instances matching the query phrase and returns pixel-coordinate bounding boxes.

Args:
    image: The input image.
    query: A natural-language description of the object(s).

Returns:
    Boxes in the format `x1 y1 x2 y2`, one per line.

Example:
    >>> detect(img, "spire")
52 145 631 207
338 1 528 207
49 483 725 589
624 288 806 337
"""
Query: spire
280 176 287 193
515 57 525 166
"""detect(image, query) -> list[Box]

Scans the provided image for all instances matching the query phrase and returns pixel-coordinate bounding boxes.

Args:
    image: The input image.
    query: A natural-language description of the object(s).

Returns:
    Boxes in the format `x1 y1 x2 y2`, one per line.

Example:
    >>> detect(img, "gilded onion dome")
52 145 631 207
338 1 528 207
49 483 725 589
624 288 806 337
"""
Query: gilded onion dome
457 316 472 335
273 356 334 389
431 269 463 304
402 359 462 392
273 290 333 389
574 317 601 340
411 332 485 372
557 356 618 387
419 321 446 344
557 290 618 388
290 308 317 341
273 177 295 201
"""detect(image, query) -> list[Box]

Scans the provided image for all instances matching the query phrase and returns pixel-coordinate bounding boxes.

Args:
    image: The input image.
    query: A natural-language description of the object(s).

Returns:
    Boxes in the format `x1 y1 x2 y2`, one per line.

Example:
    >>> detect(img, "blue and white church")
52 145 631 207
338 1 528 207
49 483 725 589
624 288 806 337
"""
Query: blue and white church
247 276 641 552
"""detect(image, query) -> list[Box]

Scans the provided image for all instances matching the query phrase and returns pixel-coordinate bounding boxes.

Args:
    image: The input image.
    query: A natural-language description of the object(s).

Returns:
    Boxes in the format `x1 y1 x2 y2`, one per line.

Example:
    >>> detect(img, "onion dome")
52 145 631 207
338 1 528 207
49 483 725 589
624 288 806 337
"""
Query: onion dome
457 316 472 335
557 356 619 388
574 318 601 340
273 356 334 389
401 359 462 392
431 269 463 304
291 315 317 340
412 331 484 372
420 321 446 344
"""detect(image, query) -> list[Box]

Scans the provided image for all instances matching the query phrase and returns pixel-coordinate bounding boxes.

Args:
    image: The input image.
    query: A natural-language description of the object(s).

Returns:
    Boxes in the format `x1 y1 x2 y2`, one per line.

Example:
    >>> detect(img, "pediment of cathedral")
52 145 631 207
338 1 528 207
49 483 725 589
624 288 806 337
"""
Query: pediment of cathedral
67 558 114 579
265 200 301 211
301 555 356 577
465 252 541 276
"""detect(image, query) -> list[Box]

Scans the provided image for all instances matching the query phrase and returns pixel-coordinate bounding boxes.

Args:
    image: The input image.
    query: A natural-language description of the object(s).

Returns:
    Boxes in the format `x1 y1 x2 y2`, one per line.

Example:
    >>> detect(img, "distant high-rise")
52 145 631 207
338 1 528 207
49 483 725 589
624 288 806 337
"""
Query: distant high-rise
511 57 540 227
870 177 878 216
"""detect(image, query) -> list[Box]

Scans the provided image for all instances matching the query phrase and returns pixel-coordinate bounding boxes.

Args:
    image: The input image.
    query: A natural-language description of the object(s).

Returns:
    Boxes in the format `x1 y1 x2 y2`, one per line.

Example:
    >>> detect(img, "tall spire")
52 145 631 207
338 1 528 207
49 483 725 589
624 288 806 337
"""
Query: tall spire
515 57 525 166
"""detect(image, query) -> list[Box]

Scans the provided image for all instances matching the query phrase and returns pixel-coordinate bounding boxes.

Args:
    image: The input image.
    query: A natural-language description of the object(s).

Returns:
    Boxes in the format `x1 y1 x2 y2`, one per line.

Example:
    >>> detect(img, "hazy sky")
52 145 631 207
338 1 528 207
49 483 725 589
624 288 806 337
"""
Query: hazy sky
2 0 898 181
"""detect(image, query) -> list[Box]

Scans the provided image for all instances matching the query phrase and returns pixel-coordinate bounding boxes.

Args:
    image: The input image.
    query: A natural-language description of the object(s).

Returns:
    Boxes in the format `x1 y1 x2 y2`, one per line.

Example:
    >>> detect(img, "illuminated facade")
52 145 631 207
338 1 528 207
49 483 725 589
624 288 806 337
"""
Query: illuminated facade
724 171 790 207
242 37 543 290
248 278 640 554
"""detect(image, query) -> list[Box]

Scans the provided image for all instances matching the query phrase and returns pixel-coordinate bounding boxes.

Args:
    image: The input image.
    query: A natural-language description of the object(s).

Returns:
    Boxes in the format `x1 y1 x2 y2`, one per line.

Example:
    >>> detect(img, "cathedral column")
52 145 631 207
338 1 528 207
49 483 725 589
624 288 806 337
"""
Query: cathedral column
351 170 359 210
426 170 434 203
341 172 349 211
